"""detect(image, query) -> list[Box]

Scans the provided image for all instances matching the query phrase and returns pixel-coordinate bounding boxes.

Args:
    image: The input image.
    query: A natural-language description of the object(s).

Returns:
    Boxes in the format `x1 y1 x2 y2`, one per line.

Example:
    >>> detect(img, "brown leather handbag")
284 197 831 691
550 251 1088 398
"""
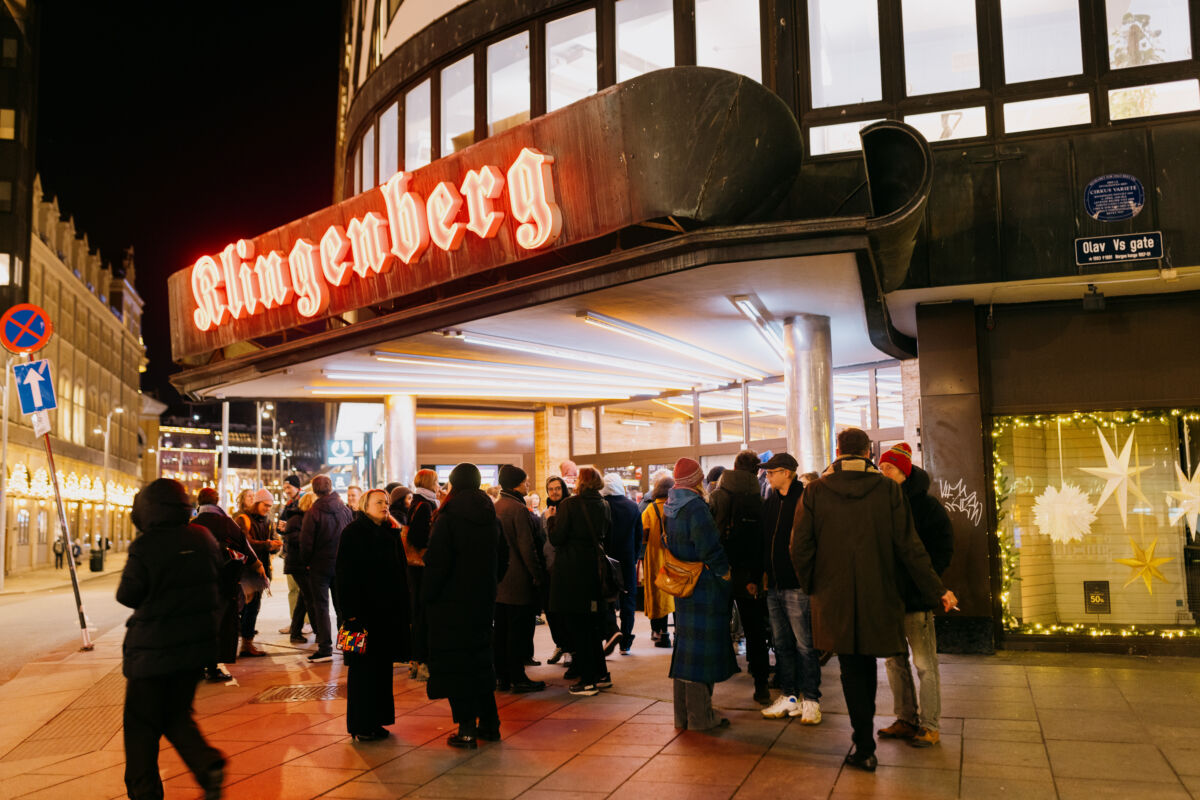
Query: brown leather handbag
654 514 704 598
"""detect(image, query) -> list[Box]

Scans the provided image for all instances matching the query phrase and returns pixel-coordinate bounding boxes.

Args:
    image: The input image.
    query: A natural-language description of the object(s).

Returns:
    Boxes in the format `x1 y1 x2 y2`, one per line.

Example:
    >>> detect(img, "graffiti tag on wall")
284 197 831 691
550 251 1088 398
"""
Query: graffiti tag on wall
937 478 984 527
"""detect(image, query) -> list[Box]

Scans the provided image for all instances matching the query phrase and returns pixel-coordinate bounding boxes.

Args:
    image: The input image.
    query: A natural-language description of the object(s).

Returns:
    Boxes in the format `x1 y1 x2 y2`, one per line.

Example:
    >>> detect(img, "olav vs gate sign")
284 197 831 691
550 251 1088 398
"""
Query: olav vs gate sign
189 147 562 333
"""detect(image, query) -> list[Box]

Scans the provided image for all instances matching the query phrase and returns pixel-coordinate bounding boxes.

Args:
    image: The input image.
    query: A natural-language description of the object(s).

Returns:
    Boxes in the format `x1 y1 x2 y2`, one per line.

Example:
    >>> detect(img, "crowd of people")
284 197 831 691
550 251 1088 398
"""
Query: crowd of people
114 425 958 798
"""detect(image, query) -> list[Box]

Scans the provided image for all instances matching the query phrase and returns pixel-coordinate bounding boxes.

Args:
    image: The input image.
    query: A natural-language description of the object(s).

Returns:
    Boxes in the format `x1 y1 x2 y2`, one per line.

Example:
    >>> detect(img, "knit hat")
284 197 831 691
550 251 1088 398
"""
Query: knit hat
879 442 913 477
449 462 482 490
673 457 703 489
253 488 274 504
284 475 301 489
498 464 527 491
706 466 726 485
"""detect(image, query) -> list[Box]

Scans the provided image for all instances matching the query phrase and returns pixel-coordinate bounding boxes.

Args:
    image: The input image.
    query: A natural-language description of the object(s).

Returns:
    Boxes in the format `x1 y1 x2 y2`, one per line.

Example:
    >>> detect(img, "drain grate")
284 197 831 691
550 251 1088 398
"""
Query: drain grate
251 683 347 703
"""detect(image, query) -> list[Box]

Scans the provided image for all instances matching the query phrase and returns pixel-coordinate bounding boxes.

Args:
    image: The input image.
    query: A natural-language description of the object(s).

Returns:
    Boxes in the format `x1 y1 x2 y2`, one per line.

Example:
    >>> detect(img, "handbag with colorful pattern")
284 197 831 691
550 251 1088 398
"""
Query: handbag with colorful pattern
336 623 367 655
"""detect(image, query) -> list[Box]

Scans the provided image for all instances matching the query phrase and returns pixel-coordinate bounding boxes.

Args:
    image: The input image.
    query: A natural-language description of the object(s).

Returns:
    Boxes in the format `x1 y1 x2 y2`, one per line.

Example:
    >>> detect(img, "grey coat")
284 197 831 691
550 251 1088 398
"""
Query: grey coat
495 492 547 606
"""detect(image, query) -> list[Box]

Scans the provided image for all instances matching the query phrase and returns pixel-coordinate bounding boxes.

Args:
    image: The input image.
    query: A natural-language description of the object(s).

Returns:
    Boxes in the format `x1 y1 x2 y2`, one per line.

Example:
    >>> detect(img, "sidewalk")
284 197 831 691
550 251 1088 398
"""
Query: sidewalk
1 552 129 596
3 581 1200 799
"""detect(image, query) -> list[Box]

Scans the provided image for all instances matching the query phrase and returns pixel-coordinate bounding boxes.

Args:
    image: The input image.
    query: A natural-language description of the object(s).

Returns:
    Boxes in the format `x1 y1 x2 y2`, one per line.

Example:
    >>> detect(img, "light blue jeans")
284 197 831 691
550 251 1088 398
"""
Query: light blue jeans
766 588 821 701
885 610 941 731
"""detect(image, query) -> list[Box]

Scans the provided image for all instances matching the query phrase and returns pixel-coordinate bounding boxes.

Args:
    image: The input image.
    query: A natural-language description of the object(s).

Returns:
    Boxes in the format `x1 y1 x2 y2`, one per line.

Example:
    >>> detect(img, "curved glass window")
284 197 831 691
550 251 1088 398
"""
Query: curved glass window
616 0 674 82
696 0 761 82
362 124 376 190
488 32 531 136
546 9 598 112
441 55 475 155
405 79 432 169
379 102 398 182
1107 0 1192 69
808 0 882 108
901 0 979 96
1000 0 1083 84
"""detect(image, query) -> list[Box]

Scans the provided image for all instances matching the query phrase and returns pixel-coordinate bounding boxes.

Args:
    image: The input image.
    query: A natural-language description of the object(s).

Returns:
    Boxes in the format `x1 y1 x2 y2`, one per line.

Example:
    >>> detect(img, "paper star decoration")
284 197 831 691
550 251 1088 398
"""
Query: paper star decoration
1167 462 1200 533
1113 537 1174 593
1079 429 1151 528
1033 483 1096 544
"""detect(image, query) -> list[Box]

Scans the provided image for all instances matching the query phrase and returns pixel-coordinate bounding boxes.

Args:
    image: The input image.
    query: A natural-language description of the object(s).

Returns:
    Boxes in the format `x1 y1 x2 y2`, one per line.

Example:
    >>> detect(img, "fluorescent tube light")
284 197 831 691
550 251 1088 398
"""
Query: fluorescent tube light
577 311 766 379
729 295 787 361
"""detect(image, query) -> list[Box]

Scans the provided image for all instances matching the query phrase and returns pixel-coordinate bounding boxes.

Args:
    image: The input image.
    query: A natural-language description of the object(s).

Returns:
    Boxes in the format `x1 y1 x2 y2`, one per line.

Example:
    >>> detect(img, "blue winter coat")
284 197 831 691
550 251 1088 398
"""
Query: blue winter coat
663 488 738 684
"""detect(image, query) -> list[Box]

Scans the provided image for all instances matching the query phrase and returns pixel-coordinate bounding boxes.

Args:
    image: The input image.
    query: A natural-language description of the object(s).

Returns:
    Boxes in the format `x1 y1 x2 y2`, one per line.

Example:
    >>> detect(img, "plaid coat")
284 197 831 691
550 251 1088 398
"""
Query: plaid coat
663 488 739 684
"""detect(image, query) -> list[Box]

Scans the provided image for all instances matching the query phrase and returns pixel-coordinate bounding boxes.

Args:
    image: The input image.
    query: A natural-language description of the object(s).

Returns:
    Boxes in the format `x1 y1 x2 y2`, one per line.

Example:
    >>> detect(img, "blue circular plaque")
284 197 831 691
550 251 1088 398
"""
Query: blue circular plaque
1084 174 1144 222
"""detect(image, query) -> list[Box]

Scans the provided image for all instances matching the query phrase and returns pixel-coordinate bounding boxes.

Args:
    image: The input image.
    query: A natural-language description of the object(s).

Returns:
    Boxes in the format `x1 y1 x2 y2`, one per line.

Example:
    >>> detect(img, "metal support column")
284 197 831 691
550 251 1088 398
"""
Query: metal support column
783 314 834 474
383 394 417 486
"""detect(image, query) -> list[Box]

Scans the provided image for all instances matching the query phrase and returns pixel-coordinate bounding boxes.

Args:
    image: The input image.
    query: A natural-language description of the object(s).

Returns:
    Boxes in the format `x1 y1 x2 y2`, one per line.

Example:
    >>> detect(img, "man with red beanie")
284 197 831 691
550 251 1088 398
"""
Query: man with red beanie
876 443 955 749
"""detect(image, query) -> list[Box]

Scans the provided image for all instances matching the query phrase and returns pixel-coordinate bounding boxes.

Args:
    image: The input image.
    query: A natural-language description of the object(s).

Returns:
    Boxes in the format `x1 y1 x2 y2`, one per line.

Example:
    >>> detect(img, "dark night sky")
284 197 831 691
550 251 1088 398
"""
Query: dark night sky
35 1 342 414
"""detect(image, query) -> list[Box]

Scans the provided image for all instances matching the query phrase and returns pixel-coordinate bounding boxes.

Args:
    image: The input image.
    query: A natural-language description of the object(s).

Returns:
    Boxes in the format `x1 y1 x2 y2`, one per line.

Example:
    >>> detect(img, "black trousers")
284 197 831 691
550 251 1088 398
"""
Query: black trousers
408 565 428 662
239 590 262 639
494 602 535 684
565 611 605 684
346 654 395 735
651 615 670 636
448 690 499 737
838 654 878 757
54 551 64 568
216 596 240 664
124 670 223 800
734 594 770 681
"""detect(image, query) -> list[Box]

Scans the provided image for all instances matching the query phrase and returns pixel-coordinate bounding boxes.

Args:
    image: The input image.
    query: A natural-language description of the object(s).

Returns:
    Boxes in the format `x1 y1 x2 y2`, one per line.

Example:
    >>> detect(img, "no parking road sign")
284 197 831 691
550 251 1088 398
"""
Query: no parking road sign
0 303 53 354
13 359 56 414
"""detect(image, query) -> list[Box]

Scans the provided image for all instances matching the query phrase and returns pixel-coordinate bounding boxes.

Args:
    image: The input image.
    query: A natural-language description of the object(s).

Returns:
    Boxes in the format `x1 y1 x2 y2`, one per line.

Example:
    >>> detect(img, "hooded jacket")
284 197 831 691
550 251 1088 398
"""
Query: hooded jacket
300 491 354 577
762 475 803 591
790 457 944 656
117 481 221 678
708 467 765 597
897 465 955 611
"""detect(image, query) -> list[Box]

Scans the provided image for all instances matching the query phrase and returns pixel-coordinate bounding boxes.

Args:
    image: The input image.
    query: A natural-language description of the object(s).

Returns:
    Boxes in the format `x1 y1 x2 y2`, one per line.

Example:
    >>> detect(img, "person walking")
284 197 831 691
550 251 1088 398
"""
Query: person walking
791 428 956 772
493 465 548 693
405 469 439 681
300 475 354 663
549 467 611 696
663 458 737 731
193 488 262 683
876 443 955 748
53 536 65 569
541 476 573 665
601 473 641 654
336 488 411 741
760 452 822 724
284 492 316 644
709 450 770 705
233 489 280 658
423 463 508 748
640 474 676 648
118 479 224 800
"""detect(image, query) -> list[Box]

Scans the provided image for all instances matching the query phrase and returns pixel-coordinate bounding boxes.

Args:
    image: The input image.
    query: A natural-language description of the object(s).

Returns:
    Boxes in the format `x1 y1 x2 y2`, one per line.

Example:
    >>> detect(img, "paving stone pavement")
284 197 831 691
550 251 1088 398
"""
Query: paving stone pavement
3 574 1200 799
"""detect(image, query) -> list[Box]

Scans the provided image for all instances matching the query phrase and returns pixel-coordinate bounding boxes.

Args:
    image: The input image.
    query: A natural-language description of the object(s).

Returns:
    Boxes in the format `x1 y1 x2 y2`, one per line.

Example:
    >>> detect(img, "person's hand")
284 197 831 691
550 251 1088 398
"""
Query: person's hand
545 506 556 518
941 590 958 612
268 540 282 552
746 582 758 597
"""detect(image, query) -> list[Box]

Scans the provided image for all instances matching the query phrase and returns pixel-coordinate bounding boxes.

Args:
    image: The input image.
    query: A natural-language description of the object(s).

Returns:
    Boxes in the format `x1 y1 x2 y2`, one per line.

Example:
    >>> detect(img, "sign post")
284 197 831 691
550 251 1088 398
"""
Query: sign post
2 304 92 650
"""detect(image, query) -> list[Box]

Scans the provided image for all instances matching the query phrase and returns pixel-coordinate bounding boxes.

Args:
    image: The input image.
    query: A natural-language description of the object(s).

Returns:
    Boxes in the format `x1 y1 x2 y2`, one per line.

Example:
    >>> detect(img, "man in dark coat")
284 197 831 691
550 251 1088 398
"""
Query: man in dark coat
876 443 955 748
709 449 770 704
193 487 262 681
423 463 509 748
300 475 354 662
493 464 548 692
791 429 956 773
600 472 641 654
118 479 224 800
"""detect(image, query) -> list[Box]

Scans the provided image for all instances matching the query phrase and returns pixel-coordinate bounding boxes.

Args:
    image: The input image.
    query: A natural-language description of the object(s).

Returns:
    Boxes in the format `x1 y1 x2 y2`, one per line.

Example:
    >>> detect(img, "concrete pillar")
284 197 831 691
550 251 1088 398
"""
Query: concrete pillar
383 394 417 486
783 314 833 474
534 405 571 498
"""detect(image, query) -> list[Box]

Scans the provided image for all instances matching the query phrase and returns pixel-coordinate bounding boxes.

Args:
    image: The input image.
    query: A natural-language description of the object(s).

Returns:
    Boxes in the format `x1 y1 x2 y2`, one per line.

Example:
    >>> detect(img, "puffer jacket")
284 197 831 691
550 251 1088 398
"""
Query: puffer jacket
300 492 354 577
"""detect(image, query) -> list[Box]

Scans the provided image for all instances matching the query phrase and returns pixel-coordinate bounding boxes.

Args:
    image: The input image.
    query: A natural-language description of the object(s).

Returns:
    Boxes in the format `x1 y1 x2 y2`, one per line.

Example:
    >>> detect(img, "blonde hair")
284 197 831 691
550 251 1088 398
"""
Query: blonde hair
299 492 316 512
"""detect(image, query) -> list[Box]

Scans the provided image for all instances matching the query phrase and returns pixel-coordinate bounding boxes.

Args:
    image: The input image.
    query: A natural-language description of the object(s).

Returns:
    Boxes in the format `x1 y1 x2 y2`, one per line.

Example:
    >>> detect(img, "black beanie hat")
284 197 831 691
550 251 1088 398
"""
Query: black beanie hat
448 462 482 490
498 464 527 491
284 475 301 489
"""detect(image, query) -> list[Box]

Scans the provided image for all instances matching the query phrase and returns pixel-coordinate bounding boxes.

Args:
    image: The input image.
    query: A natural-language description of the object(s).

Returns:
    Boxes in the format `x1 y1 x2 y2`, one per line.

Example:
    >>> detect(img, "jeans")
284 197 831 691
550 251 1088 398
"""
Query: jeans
885 610 941 731
494 602 536 684
765 588 821 701
239 590 262 640
307 572 335 653
124 670 223 800
839 654 878 757
673 679 722 730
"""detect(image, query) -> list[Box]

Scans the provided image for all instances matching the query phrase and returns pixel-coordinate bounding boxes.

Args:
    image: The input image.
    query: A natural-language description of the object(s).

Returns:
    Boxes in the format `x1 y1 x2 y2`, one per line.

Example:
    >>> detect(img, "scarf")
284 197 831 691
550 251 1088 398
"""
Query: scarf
414 486 439 507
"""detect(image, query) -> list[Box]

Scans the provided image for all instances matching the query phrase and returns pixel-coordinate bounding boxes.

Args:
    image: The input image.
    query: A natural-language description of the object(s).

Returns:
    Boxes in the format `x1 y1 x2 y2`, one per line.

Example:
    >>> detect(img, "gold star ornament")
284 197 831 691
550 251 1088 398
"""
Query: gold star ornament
1079 429 1151 528
1113 537 1174 593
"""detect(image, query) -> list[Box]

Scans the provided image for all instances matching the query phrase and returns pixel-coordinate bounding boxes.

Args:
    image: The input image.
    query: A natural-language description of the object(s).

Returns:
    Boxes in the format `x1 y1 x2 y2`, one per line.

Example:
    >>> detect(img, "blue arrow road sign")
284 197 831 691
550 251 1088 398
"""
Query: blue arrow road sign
13 359 56 415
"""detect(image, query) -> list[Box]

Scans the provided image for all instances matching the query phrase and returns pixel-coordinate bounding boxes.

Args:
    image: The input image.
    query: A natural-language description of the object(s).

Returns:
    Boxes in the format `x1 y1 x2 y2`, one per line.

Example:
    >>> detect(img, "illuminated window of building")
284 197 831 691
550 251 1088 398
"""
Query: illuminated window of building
904 106 988 142
807 0 881 108
0 108 14 139
73 380 86 446
58 371 71 441
378 101 398 182
405 78 432 169
546 9 597 112
696 0 761 82
0 252 8 285
36 510 47 544
16 509 28 545
1000 0 1082 84
1004 93 1092 133
361 123 376 190
488 31 530 136
615 0 674 82
1106 0 1191 70
351 142 361 195
441 55 475 155
901 0 979 96
1109 78 1200 120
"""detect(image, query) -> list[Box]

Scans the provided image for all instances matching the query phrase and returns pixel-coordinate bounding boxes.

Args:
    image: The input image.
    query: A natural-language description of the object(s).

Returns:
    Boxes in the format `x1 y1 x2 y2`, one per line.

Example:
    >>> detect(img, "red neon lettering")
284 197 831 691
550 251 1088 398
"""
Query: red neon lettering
219 244 248 319
190 255 227 331
461 166 506 239
507 147 563 250
288 239 328 318
235 239 262 316
426 181 467 252
319 225 354 287
380 171 430 264
347 212 396 278
254 251 294 309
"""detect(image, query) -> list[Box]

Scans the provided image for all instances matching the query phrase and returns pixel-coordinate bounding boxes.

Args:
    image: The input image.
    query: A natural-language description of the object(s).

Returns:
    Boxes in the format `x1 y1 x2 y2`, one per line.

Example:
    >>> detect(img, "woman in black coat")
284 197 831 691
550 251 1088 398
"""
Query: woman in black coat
549 467 611 696
335 489 411 741
423 463 509 749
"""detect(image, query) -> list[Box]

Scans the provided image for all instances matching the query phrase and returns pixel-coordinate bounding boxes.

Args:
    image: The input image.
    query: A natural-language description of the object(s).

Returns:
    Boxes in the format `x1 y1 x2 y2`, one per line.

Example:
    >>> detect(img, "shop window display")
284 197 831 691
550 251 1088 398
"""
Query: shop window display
994 410 1200 639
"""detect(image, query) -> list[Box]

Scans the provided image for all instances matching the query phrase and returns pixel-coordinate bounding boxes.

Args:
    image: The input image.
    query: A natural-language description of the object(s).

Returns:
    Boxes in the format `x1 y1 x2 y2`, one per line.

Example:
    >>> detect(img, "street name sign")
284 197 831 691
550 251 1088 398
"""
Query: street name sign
13 359 56 414
0 303 53 354
1074 231 1163 266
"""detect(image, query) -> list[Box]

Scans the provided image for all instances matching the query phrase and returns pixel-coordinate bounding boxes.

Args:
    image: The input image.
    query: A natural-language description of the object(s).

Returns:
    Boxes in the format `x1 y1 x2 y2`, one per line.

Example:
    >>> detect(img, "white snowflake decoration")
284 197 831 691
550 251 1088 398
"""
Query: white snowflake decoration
1033 483 1096 544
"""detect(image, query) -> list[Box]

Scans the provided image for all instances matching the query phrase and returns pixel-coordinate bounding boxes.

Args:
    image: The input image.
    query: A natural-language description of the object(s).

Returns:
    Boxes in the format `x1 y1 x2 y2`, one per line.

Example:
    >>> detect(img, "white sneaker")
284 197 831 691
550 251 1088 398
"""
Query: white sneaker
792 699 822 725
761 694 799 719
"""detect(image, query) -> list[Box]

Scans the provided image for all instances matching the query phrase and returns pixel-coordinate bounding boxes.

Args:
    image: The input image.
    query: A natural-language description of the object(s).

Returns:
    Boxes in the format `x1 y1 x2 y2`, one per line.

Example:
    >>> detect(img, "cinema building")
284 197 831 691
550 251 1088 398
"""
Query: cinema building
168 1 1200 654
